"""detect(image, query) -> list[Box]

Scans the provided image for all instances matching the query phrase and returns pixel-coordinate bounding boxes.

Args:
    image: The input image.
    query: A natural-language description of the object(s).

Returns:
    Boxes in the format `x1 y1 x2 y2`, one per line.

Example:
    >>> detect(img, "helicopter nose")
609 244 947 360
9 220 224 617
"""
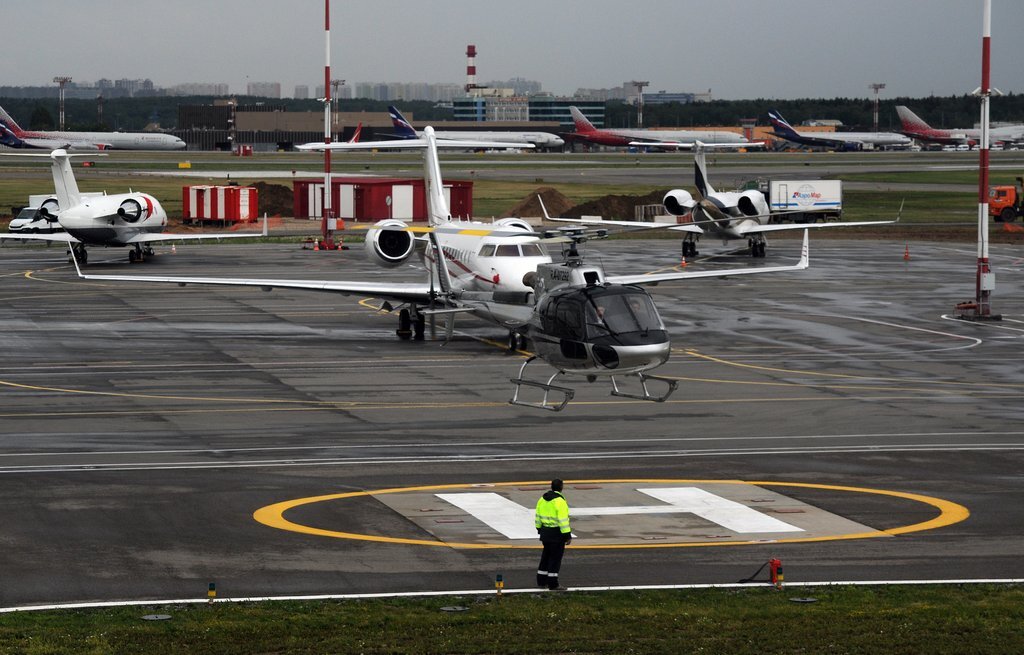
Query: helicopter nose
595 341 671 373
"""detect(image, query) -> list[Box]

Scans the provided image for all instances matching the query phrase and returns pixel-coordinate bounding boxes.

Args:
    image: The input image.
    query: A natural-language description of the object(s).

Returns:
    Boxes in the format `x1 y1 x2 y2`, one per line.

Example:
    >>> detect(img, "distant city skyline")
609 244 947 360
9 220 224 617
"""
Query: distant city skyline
2 1 1023 101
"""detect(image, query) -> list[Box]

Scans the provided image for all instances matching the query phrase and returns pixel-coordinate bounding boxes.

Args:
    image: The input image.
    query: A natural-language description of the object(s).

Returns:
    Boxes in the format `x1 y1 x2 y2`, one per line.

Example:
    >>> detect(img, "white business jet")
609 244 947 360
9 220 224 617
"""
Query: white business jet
1 150 261 264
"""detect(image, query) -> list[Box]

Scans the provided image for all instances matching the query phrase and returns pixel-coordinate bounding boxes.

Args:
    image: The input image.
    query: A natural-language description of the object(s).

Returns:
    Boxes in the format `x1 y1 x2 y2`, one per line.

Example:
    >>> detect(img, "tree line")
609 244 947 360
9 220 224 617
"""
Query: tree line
2 94 1021 133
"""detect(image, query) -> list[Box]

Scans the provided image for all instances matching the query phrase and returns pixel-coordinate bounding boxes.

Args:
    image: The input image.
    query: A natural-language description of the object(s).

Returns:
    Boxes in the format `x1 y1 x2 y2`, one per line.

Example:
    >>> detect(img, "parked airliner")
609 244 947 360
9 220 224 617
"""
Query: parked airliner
0 105 185 151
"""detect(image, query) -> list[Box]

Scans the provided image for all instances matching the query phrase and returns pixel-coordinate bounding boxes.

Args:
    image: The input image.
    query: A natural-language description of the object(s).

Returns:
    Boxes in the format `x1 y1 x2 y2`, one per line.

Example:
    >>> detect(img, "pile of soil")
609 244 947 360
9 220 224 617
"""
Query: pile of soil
501 187 575 219
252 181 294 217
564 190 667 220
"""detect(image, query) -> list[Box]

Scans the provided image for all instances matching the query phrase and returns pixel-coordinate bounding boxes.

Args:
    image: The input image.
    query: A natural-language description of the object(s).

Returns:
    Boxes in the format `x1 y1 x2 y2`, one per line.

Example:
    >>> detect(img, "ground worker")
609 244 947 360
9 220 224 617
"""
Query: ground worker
535 478 572 590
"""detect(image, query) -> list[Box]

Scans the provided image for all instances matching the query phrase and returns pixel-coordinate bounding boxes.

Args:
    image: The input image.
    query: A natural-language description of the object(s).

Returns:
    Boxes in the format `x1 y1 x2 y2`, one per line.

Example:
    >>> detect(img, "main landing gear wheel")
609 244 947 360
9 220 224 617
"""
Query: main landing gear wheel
749 240 766 258
413 314 426 341
681 240 699 258
68 244 88 265
397 308 413 340
508 331 527 352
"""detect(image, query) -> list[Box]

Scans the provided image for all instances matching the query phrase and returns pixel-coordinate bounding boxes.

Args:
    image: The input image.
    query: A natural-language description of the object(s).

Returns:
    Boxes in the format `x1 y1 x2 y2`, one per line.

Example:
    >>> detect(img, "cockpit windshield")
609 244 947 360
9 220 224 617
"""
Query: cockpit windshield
583 289 663 339
478 242 549 258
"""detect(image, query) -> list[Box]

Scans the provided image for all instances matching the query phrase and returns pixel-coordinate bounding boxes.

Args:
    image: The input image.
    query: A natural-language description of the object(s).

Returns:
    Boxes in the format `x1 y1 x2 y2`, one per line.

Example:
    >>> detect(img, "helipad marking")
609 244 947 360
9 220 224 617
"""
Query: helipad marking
252 479 969 549
436 488 803 540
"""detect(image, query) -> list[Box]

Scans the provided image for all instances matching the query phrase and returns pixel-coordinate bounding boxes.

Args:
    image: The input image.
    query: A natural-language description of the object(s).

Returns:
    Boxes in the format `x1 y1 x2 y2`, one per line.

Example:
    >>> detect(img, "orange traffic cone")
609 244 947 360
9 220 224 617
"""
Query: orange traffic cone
171 243 176 254
680 256 688 268
313 239 320 251
903 245 910 261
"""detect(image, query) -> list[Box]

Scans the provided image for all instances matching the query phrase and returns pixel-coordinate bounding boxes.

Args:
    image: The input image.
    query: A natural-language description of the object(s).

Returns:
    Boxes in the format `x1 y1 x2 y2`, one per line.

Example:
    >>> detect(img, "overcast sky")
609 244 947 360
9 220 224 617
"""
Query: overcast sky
3 0 1023 100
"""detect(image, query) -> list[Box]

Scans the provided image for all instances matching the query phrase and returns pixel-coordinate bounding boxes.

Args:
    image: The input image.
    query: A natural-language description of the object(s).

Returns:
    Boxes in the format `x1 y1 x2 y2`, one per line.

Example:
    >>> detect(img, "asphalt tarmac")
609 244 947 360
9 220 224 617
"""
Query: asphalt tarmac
0 236 1022 607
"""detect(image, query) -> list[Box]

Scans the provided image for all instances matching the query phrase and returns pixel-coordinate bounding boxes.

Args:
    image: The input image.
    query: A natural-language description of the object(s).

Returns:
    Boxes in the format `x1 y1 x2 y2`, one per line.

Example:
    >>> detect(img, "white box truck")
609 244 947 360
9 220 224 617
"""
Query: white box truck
767 180 843 223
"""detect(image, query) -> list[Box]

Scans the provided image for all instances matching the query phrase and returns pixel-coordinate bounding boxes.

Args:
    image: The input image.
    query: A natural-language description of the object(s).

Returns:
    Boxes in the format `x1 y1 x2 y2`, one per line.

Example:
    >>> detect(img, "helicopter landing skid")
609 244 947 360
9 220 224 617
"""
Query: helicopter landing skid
509 357 575 412
610 372 679 403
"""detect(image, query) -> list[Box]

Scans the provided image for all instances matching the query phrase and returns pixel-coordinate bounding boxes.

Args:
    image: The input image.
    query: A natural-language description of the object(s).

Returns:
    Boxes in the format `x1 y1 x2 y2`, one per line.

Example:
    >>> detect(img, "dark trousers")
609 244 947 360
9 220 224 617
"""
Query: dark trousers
537 540 566 588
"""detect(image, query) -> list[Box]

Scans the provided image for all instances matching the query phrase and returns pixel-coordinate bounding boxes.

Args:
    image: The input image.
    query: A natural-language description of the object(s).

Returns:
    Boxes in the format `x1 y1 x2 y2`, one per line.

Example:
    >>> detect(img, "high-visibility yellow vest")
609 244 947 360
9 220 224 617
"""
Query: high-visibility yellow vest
535 492 571 534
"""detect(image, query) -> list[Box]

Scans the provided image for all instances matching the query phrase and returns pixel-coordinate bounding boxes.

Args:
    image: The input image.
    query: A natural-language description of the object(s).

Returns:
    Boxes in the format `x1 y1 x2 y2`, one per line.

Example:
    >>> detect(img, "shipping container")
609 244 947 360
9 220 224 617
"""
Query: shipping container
292 177 473 222
182 185 258 224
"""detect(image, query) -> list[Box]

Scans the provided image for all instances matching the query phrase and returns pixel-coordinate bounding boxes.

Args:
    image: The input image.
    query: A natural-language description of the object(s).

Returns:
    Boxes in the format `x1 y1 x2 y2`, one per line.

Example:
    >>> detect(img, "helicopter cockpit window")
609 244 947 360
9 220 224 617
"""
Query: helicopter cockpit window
584 290 662 339
478 244 496 257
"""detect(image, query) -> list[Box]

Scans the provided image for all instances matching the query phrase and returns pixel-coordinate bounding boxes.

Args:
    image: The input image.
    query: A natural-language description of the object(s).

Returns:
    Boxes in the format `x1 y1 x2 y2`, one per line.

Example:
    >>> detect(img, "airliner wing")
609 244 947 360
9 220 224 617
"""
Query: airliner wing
628 140 757 150
608 230 809 286
17 137 74 150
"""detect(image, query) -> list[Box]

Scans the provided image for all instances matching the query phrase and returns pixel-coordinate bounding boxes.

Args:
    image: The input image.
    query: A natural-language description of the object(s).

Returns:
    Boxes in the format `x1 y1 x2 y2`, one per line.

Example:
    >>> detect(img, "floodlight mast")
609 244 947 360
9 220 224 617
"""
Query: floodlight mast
322 0 333 242
53 76 72 131
869 83 885 132
959 0 1000 321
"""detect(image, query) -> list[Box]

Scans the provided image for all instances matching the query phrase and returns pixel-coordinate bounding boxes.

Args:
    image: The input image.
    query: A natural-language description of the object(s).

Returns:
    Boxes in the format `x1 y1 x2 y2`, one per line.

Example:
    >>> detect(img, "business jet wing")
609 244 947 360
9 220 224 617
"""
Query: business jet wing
72 259 437 304
730 218 897 236
124 231 263 244
538 197 704 234
607 230 809 286
549 215 704 235
0 232 77 243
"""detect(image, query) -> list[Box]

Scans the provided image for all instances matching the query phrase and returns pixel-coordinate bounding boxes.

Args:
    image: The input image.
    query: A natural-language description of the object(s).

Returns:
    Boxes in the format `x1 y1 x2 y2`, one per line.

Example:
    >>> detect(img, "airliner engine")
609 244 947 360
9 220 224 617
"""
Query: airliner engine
364 219 416 267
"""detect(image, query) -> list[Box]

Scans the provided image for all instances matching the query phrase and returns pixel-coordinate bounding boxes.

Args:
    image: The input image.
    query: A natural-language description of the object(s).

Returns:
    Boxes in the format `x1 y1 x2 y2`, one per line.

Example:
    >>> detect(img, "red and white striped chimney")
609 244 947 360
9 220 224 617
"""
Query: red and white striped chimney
465 44 477 93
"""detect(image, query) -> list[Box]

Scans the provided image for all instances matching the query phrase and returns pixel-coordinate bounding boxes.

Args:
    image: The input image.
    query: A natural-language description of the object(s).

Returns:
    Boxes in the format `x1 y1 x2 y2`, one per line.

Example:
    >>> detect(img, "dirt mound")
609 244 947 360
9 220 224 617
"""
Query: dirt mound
502 187 575 218
565 190 667 220
252 181 294 217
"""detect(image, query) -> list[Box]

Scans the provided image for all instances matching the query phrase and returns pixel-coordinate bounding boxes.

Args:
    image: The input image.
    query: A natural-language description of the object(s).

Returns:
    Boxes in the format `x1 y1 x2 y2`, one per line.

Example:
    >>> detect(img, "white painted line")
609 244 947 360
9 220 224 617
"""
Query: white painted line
637 487 803 533
3 579 1022 613
436 493 536 540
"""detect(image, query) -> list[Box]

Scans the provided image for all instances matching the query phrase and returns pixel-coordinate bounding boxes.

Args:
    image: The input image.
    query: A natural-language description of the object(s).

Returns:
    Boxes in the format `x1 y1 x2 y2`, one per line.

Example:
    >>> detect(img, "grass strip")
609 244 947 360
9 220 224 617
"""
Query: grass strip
1 584 1022 655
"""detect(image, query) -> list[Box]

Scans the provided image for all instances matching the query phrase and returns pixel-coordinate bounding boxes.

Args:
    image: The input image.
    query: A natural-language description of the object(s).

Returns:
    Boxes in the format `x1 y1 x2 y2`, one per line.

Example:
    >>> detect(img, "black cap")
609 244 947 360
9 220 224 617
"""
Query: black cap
551 479 564 491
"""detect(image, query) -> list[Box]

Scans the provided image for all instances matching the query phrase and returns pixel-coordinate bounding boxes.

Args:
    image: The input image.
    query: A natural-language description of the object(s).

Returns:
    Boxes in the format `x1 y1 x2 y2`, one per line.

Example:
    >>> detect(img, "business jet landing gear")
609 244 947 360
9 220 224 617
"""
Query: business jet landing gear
748 236 767 258
396 307 426 341
68 243 88 266
681 235 700 258
128 244 156 264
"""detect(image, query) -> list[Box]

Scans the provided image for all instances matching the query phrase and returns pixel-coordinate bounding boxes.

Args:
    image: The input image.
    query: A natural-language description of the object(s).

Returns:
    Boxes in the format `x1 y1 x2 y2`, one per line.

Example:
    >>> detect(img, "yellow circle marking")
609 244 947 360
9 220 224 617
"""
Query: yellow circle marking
252 478 969 550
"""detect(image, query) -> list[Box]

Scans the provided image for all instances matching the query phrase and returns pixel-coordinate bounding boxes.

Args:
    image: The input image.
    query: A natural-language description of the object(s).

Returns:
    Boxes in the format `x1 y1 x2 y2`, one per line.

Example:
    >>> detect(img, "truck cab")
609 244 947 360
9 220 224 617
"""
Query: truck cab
989 177 1023 222
8 204 63 234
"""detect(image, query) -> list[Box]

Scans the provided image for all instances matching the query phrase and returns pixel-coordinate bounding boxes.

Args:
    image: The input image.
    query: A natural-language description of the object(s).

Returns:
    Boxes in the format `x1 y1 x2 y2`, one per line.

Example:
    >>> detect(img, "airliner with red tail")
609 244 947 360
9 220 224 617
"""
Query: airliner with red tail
567 106 754 149
0 105 185 151
896 105 1024 146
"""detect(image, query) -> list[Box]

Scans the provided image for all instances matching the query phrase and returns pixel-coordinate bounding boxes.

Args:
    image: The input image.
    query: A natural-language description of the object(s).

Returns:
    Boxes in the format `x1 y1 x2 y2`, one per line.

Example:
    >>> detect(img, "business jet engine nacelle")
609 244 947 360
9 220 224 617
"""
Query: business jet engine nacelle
663 189 697 216
364 219 416 267
736 190 768 217
38 197 60 218
117 198 146 222
492 217 533 232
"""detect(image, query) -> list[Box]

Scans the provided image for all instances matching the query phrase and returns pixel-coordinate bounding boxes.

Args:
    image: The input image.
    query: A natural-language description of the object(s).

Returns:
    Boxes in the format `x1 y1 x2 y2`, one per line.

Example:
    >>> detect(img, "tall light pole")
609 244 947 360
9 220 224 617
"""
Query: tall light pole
53 76 72 131
956 0 1000 321
321 0 335 244
631 80 649 128
869 82 885 132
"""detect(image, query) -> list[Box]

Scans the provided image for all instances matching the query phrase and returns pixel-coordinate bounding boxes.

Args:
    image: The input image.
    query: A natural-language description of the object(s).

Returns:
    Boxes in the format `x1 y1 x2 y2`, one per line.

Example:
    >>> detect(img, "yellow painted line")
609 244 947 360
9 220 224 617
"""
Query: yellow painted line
252 478 969 550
